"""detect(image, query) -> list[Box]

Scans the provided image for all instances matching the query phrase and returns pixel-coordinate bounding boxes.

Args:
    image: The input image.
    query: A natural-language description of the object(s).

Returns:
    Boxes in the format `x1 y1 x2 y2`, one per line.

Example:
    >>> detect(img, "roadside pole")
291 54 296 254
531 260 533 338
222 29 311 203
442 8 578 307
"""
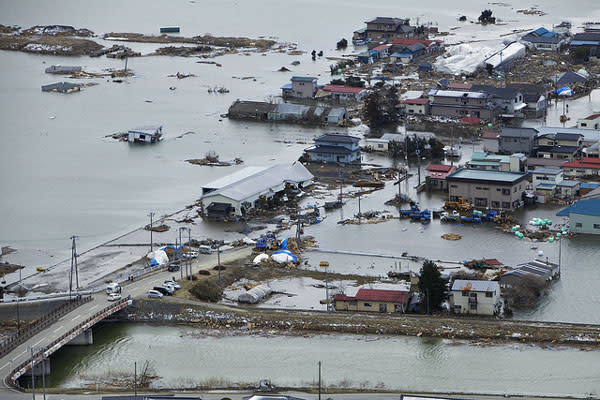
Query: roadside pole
218 246 222 290
147 212 155 252
320 262 329 312
134 361 137 397
30 347 35 400
318 361 322 400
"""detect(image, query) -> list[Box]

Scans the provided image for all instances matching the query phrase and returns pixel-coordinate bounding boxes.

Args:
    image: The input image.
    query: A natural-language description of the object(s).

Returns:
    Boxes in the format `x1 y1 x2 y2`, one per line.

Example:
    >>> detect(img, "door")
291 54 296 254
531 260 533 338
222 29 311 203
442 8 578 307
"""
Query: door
379 303 387 312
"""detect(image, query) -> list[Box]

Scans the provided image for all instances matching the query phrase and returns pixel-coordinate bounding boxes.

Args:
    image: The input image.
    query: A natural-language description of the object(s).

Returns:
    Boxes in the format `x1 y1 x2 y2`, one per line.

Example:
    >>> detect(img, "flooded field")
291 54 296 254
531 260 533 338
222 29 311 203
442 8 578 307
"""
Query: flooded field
41 322 600 396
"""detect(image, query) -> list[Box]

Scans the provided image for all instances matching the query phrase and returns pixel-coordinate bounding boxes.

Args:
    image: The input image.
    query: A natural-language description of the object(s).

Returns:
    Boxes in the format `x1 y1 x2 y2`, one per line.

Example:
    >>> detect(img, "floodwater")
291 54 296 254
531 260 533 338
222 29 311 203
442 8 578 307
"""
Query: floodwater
1 0 600 323
41 323 600 396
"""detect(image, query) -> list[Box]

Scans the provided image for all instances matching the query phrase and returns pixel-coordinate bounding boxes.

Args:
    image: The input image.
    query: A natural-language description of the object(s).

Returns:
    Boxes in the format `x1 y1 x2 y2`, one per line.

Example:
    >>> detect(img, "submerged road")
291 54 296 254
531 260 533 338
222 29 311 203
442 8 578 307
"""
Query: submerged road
0 246 252 400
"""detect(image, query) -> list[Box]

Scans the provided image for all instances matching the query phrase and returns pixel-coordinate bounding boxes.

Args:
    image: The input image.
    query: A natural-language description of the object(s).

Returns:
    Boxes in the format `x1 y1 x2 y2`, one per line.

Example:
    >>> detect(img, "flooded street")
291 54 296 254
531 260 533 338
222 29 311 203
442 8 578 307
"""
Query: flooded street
43 322 600 396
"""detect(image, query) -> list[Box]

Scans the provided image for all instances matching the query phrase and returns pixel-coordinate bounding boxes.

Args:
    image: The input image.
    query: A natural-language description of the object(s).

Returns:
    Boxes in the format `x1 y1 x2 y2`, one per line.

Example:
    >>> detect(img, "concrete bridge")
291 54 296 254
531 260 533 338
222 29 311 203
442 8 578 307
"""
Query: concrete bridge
0 246 251 400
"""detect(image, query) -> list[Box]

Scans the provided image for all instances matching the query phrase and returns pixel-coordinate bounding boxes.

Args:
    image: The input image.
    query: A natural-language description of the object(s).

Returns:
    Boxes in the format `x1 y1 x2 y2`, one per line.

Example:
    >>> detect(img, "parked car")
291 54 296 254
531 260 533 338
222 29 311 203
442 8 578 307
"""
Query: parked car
147 289 163 299
107 293 122 302
167 264 180 272
183 251 198 259
106 282 122 294
198 245 212 254
163 282 177 291
153 286 173 296
164 280 181 289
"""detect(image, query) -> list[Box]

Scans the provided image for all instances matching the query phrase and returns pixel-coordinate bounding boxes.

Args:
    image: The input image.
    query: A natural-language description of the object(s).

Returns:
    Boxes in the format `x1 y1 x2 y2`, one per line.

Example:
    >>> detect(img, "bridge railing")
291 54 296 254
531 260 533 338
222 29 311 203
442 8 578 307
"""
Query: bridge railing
6 297 130 390
0 295 92 359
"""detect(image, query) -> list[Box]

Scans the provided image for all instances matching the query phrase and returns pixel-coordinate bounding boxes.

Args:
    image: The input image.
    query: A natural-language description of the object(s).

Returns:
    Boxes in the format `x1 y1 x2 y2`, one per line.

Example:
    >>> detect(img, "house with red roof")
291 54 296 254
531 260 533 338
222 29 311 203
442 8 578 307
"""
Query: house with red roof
482 130 499 153
322 84 367 102
577 113 600 130
562 157 600 178
399 98 430 115
425 163 456 190
372 44 391 58
333 288 410 313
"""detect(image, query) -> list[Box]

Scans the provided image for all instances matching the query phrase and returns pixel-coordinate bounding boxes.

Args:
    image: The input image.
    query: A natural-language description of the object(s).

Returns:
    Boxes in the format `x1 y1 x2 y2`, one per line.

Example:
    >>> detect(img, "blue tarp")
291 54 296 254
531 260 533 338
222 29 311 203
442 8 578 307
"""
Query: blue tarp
555 86 573 96
280 238 289 250
149 258 159 266
161 245 185 251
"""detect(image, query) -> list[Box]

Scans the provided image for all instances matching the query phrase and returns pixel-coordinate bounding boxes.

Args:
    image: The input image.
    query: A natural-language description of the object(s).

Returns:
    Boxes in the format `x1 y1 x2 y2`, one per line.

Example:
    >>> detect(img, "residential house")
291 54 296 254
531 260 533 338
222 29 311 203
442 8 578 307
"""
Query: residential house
556 197 600 234
481 130 499 153
506 83 548 118
322 85 367 102
450 280 500 316
467 152 522 172
364 133 406 152
304 134 361 164
577 113 600 130
520 27 568 51
446 168 530 210
499 127 538 155
200 163 313 219
41 82 81 94
534 132 583 160
428 90 493 120
526 157 566 170
372 44 391 58
562 157 600 178
426 164 456 190
570 32 600 59
127 125 162 143
556 180 580 197
391 38 443 54
363 17 415 41
530 168 563 194
228 100 276 120
357 51 375 64
550 71 589 87
44 65 82 74
535 126 600 148
470 85 526 119
500 259 560 288
282 76 318 98
583 142 600 158
389 43 426 63
333 288 410 313
401 98 429 115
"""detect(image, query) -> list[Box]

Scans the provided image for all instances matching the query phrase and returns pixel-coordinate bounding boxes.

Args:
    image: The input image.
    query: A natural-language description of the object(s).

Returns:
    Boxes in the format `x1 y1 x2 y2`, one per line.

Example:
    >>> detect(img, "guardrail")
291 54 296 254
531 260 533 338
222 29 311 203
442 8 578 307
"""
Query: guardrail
0 296 92 359
6 297 130 390
0 291 94 304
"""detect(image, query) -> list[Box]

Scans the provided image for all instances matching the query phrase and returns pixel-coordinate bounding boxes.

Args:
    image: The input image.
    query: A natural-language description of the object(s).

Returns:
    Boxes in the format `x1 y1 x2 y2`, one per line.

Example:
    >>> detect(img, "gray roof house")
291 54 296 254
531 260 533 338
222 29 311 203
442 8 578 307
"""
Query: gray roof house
499 127 538 155
304 134 361 164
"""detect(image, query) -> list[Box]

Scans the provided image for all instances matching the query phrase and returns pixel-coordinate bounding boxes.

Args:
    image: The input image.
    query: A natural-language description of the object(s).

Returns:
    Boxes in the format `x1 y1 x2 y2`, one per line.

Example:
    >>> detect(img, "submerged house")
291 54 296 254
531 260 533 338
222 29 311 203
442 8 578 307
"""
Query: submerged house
450 279 500 316
520 27 568 51
127 125 163 143
304 134 361 164
44 65 82 74
41 82 81 94
363 17 415 41
333 288 411 313
281 76 318 98
425 164 456 191
200 163 314 220
557 197 600 234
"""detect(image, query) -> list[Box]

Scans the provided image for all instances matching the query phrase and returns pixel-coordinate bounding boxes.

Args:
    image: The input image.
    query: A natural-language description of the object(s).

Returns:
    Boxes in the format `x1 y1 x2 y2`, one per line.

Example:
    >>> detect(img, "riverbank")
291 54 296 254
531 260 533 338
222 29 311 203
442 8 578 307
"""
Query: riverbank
114 298 600 348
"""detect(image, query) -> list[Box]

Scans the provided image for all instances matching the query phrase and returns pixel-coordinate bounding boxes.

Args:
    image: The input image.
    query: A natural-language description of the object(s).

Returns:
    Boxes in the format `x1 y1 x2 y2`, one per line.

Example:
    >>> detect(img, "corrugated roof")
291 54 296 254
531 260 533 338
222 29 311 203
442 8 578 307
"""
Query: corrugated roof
557 197 600 217
426 164 453 173
404 98 429 105
451 279 499 292
291 76 317 82
315 134 360 144
532 168 562 175
562 157 600 169
500 127 538 138
322 84 365 94
305 145 354 155
334 288 409 303
434 90 487 99
447 168 528 183
557 180 580 187
202 162 313 202
202 166 270 192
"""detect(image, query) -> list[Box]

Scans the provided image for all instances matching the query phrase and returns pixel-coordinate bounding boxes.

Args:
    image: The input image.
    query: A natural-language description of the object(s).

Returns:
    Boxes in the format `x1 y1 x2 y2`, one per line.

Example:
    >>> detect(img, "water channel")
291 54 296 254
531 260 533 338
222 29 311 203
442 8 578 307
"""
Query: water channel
37 322 600 396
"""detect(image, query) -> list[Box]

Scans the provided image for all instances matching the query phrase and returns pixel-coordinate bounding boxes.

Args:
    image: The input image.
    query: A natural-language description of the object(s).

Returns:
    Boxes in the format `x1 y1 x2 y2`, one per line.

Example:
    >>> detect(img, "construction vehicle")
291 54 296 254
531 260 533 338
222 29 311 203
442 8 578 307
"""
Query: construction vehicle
444 197 471 212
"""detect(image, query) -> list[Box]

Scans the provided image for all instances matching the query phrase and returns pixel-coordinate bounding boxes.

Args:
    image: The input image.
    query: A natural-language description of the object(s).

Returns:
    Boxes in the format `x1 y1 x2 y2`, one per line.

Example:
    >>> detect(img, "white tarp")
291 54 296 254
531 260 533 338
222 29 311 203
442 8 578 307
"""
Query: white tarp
253 253 269 265
434 43 502 75
271 250 297 264
147 249 169 266
483 42 526 69
238 284 273 304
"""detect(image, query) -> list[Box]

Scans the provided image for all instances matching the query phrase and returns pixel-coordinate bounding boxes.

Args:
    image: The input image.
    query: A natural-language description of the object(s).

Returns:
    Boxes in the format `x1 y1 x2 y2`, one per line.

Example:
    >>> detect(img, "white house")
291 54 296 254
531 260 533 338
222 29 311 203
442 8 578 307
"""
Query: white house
364 133 406 152
450 279 500 316
577 113 600 130
481 130 499 153
402 98 429 115
128 125 163 143
531 168 563 189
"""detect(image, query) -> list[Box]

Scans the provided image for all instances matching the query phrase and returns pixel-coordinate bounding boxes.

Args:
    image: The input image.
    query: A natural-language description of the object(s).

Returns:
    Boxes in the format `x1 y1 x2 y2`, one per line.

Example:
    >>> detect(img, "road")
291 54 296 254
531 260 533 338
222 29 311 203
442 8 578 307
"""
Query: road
0 246 252 400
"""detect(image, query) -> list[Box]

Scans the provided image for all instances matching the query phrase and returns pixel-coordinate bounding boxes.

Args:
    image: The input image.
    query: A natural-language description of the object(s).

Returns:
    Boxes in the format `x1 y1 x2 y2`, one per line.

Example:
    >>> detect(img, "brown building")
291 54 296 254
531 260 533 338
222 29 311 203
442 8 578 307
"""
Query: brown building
446 168 530 210
364 17 415 40
333 288 410 313
429 90 494 120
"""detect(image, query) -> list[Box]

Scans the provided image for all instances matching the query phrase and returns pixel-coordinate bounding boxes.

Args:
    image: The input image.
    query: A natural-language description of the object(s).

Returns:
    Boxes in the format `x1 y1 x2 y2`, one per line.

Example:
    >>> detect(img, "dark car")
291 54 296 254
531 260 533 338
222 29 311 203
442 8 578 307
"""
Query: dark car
167 264 180 272
153 286 172 296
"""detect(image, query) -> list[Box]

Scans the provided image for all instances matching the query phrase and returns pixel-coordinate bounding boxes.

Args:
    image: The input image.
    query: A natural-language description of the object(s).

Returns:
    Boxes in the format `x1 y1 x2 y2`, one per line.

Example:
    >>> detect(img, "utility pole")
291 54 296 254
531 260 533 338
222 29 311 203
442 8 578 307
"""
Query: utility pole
217 245 222 290
17 266 21 332
134 361 137 397
320 262 330 312
187 228 192 283
416 148 421 185
69 235 79 299
558 234 562 276
147 212 155 252
318 361 322 400
357 192 362 223
30 347 35 400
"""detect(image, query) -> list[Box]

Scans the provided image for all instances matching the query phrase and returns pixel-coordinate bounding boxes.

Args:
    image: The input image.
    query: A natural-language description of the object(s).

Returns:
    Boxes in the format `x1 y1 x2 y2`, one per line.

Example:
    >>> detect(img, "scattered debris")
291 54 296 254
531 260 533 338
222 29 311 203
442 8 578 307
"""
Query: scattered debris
144 224 170 233
442 233 462 241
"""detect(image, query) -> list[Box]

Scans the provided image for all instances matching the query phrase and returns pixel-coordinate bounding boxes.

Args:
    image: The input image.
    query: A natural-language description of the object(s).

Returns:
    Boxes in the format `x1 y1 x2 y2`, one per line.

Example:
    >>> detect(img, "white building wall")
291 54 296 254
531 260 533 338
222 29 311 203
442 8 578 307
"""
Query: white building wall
451 289 499 315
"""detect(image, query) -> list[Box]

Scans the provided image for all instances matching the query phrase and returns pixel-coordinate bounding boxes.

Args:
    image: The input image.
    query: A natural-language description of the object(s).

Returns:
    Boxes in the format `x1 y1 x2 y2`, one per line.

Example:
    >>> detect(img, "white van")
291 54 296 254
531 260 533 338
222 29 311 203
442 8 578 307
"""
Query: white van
106 282 122 294
198 245 212 254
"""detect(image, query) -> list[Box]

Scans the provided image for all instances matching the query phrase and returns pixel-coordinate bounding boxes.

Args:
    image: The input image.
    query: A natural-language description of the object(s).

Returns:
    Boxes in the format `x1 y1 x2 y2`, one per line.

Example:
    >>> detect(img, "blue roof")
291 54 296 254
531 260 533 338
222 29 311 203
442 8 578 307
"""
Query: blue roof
580 182 599 189
447 168 528 183
281 83 292 89
532 27 549 36
557 198 600 217
537 183 556 189
291 76 316 82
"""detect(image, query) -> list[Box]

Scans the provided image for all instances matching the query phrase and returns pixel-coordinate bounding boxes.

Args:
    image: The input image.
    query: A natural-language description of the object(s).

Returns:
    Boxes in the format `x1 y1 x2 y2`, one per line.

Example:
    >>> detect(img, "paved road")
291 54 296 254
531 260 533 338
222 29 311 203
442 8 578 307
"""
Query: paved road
0 247 252 400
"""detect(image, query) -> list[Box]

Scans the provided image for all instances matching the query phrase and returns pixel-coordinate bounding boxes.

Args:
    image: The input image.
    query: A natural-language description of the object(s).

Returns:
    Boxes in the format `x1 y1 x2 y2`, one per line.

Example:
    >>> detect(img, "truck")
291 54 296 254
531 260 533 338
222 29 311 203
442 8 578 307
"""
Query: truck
106 282 121 294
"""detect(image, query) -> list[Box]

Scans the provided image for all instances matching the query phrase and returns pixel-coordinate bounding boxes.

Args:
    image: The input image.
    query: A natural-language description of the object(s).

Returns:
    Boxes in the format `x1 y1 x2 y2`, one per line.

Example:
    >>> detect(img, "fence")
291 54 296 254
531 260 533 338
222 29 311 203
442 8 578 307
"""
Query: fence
0 296 92 359
6 297 130 390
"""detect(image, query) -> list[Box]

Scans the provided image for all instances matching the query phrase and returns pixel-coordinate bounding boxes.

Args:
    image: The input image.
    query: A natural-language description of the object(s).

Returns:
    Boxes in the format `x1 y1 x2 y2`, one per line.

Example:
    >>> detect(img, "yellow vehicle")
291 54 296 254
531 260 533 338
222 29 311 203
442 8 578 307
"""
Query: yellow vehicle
444 197 471 212
36 266 46 272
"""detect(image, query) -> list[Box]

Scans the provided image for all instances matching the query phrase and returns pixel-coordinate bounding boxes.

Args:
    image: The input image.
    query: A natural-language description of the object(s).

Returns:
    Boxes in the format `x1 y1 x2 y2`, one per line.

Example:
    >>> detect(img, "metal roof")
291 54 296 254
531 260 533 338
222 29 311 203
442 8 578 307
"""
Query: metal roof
291 76 317 82
471 84 520 99
202 162 313 202
531 168 562 175
451 279 499 292
202 166 270 193
535 126 600 143
557 180 580 187
128 125 162 135
500 127 538 138
557 197 600 217
536 145 579 154
315 134 360 144
305 145 354 155
433 90 487 99
447 168 528 183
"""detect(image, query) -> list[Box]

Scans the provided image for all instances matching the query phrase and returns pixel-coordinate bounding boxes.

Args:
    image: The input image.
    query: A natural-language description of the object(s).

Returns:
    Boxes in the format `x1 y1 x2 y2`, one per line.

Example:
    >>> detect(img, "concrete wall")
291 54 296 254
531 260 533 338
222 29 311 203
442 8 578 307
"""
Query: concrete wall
499 136 534 155
0 299 71 321
448 180 525 209
569 212 600 234
451 289 499 315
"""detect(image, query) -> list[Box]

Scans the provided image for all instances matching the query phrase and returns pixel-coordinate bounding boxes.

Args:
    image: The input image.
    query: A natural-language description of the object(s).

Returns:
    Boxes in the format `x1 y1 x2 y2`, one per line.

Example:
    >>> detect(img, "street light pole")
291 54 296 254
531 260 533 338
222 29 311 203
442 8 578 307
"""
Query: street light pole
320 261 330 312
217 245 222 290
318 361 322 400
147 212 155 253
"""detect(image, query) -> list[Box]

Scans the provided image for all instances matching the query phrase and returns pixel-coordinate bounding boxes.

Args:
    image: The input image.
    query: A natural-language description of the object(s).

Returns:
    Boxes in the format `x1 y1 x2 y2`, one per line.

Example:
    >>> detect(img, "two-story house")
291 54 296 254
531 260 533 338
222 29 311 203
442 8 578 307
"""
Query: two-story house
281 76 318 98
520 27 569 52
577 113 600 130
467 152 523 172
506 83 548 118
428 90 493 120
450 279 500 316
364 17 415 40
304 134 361 164
530 168 564 194
534 132 583 160
470 85 526 118
499 127 538 155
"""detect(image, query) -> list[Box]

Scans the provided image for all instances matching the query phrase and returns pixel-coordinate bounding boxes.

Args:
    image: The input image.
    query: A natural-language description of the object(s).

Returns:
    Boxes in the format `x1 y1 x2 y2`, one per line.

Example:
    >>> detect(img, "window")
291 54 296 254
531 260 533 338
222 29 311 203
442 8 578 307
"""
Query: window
491 201 500 208
486 292 493 298
575 223 583 228
363 302 372 307
470 303 477 310
377 144 384 148
379 304 387 312
502 189 510 195
469 293 477 299
475 198 487 207
462 290 469 296
349 300 357 306
594 224 600 230
502 202 511 209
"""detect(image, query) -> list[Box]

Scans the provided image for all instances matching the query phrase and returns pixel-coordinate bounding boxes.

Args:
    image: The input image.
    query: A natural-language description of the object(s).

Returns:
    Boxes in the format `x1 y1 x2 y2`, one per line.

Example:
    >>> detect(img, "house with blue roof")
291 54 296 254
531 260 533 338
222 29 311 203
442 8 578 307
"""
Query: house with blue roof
557 197 600 234
520 27 568 52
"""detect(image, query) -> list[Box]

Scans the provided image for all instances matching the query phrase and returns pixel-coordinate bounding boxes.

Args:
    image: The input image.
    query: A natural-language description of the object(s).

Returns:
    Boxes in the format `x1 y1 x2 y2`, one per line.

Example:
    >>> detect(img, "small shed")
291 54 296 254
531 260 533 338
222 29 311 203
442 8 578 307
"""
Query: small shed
326 107 348 124
128 125 163 143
